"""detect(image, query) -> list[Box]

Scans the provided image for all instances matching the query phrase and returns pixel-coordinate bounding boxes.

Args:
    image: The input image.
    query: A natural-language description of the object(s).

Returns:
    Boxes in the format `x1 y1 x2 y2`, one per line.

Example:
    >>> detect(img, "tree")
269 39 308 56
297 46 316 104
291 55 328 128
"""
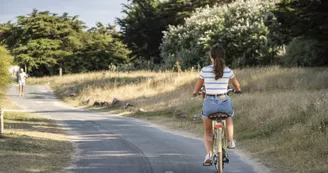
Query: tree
65 23 130 73
275 0 328 42
116 0 231 65
0 10 130 76
274 0 328 66
0 10 86 75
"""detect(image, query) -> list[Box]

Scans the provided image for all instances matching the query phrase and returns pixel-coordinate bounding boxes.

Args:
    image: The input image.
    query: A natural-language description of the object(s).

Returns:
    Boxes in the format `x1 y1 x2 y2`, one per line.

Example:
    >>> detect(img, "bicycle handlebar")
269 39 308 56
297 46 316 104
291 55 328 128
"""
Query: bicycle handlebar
227 89 234 95
227 89 242 95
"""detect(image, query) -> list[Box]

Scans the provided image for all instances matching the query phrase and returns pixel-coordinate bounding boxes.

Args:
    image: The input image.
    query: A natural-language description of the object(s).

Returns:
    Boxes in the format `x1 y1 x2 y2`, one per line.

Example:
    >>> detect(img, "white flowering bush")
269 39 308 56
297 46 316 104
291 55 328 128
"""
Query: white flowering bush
160 0 280 68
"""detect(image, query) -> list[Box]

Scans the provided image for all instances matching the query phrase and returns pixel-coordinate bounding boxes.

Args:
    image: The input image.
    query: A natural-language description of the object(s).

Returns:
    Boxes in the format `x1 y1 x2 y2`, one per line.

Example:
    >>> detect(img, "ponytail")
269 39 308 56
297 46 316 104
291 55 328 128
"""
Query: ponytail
214 57 225 80
210 44 225 80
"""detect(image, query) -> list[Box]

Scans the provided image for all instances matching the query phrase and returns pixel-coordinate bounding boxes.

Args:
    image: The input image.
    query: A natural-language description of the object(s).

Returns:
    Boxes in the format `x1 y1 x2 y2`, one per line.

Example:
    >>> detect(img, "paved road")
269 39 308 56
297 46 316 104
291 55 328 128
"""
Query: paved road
8 85 264 173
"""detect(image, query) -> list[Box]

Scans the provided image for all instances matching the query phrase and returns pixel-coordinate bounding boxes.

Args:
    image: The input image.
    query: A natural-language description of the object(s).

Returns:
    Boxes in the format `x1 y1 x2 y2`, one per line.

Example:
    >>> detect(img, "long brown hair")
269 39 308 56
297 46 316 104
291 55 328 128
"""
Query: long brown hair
210 44 225 80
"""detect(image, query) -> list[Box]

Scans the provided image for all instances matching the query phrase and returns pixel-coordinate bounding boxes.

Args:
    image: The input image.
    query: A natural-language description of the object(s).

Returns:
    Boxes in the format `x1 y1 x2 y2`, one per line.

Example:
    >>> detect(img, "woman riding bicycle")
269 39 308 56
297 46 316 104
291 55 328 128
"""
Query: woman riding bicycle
192 44 241 164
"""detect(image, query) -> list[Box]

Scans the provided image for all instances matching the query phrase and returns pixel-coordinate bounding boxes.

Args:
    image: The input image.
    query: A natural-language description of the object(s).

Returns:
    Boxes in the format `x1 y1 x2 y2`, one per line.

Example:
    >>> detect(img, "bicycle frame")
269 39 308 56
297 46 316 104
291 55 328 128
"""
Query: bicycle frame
197 88 238 172
212 118 228 173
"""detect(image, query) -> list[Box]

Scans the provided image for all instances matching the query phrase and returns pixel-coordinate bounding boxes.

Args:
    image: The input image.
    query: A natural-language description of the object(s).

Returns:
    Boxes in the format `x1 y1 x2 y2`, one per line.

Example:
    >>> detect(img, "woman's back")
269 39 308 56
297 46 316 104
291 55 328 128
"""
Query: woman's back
200 66 235 95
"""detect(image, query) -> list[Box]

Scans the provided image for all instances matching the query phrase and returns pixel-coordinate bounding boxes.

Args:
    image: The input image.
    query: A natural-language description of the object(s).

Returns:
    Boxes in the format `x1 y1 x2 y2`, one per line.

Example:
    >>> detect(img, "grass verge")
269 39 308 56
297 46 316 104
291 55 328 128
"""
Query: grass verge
28 66 328 173
0 98 73 173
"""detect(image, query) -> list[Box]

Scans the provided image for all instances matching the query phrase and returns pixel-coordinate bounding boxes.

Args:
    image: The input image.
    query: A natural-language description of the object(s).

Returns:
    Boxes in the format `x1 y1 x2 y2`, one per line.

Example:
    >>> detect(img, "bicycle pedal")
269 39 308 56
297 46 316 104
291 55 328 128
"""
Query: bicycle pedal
223 158 229 163
203 162 212 166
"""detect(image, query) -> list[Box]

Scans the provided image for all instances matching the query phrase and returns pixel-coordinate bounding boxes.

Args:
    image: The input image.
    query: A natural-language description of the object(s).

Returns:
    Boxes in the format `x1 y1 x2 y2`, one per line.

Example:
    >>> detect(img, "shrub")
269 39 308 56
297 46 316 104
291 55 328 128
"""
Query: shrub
160 0 280 69
282 37 327 66
0 46 13 99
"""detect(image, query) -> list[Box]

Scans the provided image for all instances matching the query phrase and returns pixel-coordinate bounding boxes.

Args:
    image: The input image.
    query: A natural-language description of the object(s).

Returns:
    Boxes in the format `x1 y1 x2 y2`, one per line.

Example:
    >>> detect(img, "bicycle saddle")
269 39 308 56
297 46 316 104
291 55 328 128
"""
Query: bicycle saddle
208 112 229 119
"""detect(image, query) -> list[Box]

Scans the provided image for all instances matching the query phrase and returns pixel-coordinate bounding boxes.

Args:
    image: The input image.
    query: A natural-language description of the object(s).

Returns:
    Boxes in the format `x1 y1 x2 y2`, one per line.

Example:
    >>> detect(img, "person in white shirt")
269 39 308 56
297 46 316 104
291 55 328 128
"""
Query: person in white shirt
18 68 28 96
192 44 241 164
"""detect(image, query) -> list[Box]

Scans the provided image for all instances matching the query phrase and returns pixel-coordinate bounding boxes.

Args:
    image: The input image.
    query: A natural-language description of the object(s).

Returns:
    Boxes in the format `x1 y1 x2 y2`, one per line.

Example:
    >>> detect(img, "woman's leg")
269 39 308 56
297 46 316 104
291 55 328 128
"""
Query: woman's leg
19 85 22 96
202 117 213 154
226 117 234 141
21 85 24 96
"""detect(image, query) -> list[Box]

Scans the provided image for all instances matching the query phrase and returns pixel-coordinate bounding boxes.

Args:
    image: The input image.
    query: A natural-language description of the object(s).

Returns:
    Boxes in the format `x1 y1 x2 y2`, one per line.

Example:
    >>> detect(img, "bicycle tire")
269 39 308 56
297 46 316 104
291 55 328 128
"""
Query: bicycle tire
215 128 224 173
212 129 218 167
217 151 223 173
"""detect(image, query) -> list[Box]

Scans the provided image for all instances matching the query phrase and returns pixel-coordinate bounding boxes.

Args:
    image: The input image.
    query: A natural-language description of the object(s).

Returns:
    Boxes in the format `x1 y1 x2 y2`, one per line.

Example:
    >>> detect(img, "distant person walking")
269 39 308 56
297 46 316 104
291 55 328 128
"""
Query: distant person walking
17 68 28 96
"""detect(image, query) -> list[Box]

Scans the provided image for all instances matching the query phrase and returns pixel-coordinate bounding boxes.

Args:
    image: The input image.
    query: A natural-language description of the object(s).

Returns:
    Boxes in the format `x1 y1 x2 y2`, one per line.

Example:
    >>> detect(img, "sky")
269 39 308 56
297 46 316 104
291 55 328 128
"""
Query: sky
0 0 128 28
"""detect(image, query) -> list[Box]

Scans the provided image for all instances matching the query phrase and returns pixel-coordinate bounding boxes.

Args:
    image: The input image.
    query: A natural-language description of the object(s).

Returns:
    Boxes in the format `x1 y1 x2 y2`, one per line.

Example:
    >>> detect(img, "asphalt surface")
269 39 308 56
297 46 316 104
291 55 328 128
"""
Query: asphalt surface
8 85 263 173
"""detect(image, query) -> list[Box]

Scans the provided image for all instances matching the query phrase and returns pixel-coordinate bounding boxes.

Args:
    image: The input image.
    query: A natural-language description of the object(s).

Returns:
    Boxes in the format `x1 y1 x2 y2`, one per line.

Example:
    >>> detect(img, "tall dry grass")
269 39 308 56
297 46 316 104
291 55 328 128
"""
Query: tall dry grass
28 70 199 111
28 66 328 173
233 91 328 173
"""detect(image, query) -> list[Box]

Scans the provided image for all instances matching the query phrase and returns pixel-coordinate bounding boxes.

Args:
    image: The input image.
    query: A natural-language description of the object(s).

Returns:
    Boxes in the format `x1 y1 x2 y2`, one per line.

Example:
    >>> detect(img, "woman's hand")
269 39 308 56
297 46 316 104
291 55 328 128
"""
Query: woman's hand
193 78 204 97
234 88 242 94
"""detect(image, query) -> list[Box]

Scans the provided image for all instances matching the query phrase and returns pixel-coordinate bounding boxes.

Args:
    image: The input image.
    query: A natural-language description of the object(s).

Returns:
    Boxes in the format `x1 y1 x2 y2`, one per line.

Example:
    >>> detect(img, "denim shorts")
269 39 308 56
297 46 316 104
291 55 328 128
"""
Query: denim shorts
202 95 234 118
18 80 25 86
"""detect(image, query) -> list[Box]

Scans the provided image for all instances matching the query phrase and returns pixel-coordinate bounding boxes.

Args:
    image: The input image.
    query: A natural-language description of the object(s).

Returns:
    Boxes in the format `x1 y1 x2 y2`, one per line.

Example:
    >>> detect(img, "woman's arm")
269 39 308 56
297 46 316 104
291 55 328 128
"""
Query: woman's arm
192 78 204 96
231 77 241 92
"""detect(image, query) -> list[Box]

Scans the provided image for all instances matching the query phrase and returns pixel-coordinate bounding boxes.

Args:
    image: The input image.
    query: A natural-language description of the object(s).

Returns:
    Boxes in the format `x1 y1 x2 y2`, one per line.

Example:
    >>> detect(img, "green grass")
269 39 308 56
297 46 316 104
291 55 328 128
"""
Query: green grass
28 66 328 173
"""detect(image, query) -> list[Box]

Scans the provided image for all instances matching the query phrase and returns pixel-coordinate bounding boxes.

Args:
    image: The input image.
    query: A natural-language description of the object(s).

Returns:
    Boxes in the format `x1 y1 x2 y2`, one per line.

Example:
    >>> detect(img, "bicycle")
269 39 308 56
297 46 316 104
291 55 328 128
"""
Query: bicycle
200 88 238 173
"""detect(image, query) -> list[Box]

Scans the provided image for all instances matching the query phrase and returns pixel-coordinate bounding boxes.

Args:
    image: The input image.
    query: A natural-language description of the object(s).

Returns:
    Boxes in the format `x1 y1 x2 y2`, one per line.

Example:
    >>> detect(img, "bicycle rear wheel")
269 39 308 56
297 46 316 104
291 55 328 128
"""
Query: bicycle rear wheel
214 128 223 173
216 152 223 173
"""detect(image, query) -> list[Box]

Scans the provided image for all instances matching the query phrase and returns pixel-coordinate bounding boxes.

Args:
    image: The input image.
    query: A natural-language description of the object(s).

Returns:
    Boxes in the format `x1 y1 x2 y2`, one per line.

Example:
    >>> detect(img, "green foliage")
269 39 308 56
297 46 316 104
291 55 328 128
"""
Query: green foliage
0 10 85 74
66 25 130 73
13 39 62 69
274 0 328 66
117 0 228 64
161 0 281 69
282 37 327 66
0 46 13 98
0 10 130 76
275 0 328 42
